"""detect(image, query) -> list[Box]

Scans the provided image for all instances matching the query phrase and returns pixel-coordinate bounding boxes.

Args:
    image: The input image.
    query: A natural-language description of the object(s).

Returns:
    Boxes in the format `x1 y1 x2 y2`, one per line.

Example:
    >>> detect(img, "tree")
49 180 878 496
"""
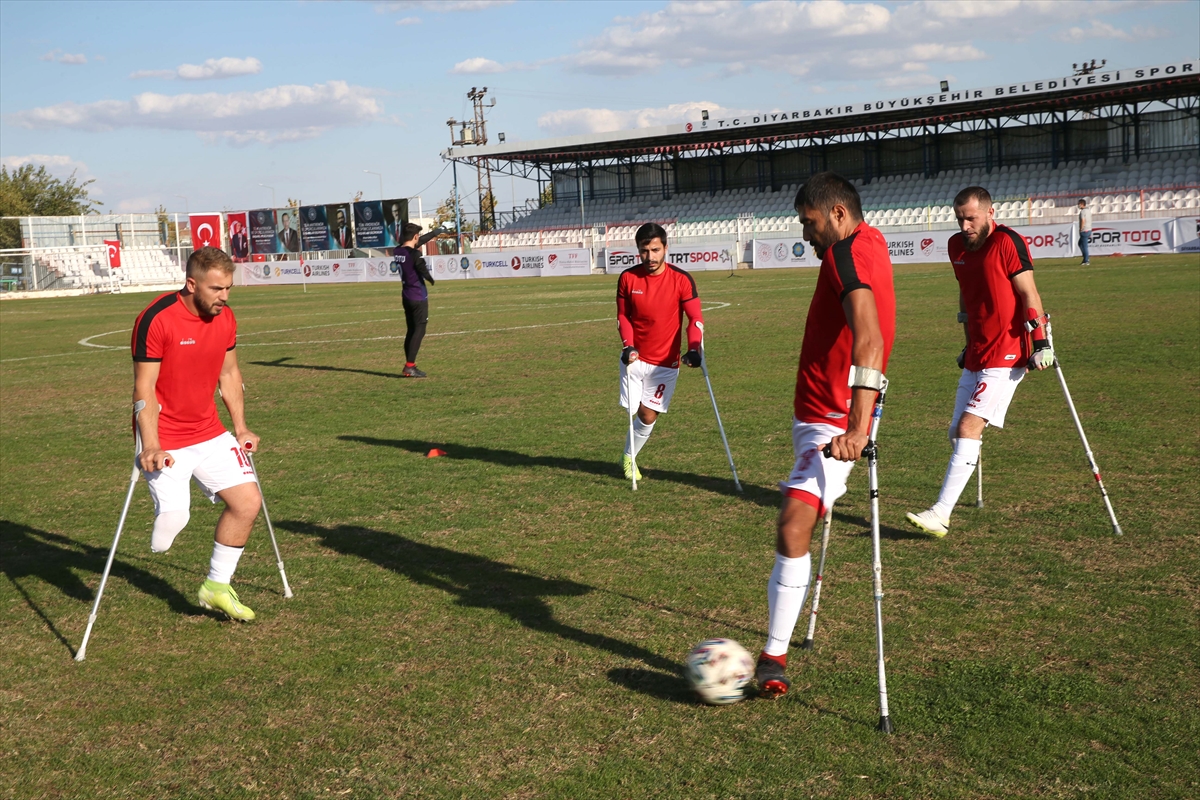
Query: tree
479 190 496 232
0 164 101 249
433 190 476 234
539 183 554 208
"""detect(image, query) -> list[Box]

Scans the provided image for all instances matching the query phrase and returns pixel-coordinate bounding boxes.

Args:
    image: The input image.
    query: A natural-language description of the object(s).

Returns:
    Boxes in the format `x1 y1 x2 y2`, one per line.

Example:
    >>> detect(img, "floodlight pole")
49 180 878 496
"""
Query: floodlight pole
453 160 463 253
364 170 383 201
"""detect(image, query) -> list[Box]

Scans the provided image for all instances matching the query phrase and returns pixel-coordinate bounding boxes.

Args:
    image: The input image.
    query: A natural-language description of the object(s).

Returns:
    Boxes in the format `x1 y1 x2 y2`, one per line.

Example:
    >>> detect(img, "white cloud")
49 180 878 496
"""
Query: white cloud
537 101 752 137
1 154 92 178
1054 19 1168 42
11 81 383 145
39 49 88 65
450 57 537 74
395 16 420 25
131 56 263 81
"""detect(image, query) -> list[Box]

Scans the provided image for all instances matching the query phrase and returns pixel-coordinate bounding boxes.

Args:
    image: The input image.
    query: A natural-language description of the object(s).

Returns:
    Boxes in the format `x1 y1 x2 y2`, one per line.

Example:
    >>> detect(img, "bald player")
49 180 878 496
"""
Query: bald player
905 186 1053 537
132 247 264 621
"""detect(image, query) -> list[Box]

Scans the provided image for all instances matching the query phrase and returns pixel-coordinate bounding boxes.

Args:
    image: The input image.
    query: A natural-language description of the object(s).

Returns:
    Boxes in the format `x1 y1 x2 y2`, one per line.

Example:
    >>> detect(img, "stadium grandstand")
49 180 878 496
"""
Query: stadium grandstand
453 60 1198 259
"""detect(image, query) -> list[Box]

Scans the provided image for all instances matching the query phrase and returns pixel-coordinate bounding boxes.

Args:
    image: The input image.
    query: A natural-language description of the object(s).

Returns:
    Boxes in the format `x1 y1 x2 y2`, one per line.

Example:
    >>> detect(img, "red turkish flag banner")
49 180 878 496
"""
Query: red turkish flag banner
104 239 122 269
189 213 223 249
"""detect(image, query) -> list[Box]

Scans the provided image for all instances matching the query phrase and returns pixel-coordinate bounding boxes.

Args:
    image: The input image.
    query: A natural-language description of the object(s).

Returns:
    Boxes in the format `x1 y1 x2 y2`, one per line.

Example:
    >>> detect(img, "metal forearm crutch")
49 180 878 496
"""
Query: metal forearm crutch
626 367 638 491
77 400 148 662
822 377 894 733
698 332 742 494
1044 319 1123 535
799 506 834 650
245 450 294 597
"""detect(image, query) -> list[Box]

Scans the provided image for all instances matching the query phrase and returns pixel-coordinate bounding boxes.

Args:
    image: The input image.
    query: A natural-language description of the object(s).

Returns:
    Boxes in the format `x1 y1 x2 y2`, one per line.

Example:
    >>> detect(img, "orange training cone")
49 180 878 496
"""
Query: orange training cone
426 448 447 458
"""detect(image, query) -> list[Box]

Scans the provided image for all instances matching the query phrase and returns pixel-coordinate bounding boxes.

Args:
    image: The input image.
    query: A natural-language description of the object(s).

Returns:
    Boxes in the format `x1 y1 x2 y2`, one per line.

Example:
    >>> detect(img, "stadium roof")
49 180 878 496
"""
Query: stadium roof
446 59 1199 167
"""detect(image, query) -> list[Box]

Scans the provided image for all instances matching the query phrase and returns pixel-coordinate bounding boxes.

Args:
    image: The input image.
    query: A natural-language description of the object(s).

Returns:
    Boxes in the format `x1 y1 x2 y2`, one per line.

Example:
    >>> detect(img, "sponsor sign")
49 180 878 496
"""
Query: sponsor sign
1084 217 1174 256
605 244 733 273
248 208 279 255
427 254 474 280
299 205 330 251
327 204 354 249
227 212 250 262
1010 223 1076 260
752 238 820 269
188 213 222 250
242 258 369 285
1168 216 1200 253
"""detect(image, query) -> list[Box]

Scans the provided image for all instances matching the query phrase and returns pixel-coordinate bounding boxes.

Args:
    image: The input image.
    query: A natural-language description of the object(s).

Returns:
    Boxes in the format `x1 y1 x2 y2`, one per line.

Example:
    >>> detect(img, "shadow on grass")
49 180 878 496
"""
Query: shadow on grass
0 519 198 657
337 436 779 507
277 520 686 692
831 510 929 541
250 356 407 381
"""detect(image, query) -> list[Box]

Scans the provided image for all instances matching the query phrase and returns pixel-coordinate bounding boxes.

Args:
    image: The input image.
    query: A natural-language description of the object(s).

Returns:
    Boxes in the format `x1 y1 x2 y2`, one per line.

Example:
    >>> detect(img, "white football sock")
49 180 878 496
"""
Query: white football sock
764 552 811 657
626 417 655 457
150 510 189 553
931 437 982 520
207 542 244 585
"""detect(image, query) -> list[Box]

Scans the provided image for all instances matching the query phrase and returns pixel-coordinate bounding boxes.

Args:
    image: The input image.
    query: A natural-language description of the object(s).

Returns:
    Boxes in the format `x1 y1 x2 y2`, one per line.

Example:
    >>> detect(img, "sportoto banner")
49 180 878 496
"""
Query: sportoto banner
604 244 734 273
227 212 250 263
752 238 820 268
1085 217 1174 257
1168 216 1200 253
248 209 279 255
188 213 222 250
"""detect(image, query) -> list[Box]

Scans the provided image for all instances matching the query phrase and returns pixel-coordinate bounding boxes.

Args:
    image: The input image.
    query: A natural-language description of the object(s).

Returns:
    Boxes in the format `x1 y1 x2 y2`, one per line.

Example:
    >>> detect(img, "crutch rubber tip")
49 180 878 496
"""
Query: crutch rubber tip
799 639 814 650
284 589 294 599
975 500 984 508
877 715 894 734
1113 524 1123 536
74 651 86 662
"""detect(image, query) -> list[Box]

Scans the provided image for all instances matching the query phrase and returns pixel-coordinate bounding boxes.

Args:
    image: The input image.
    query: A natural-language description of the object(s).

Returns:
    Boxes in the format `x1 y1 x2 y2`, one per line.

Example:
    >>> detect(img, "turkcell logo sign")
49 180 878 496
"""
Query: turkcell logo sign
479 258 509 270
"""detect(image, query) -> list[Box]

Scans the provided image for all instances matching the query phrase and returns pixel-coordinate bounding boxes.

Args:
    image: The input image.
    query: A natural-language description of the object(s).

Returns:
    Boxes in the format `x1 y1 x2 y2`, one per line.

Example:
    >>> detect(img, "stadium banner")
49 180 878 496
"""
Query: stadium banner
242 258 370 285
382 198 408 248
752 238 821 269
227 212 250 262
249 209 279 255
299 205 330 251
353 201 388 249
604 244 734 273
277 208 301 254
1168 216 1200 253
428 254 472 281
327 204 353 249
1085 217 1175 257
188 213 223 250
1012 223 1077 260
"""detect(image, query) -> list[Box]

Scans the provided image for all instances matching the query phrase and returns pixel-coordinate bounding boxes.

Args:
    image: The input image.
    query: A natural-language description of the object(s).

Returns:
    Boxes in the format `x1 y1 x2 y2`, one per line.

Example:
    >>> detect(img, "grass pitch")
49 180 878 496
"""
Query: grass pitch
2 255 1198 799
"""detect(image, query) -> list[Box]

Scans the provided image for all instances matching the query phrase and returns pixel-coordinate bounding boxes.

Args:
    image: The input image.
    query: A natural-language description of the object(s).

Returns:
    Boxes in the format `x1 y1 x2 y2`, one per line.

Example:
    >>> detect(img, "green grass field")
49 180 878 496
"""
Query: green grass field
2 255 1198 799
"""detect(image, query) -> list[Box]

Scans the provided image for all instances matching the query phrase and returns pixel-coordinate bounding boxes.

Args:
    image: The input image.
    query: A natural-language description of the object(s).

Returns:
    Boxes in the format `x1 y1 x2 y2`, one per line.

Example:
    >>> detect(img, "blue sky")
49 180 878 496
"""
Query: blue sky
2 0 1196 218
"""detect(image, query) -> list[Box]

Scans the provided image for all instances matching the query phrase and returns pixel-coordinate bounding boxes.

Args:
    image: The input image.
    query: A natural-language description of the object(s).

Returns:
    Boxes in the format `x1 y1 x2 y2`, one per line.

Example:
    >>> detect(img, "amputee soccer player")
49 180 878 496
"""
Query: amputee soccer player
131 247 264 621
615 222 704 480
757 172 896 698
905 186 1053 537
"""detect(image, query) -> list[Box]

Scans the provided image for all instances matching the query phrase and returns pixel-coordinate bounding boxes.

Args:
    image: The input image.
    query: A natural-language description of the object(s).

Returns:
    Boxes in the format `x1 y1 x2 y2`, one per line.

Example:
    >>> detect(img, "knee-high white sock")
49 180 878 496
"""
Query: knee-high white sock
150 510 189 553
207 542 244 584
764 552 812 657
626 418 655 457
932 437 982 520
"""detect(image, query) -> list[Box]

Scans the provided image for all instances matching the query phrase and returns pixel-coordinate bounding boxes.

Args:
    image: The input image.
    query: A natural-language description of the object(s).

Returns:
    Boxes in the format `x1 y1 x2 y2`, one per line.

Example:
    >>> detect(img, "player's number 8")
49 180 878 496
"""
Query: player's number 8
654 384 666 399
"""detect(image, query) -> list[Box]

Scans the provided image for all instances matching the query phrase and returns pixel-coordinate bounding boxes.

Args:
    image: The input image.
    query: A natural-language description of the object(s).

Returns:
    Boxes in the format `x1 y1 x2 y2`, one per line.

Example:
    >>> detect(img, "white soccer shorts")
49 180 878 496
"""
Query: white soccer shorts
949 366 1027 437
619 359 680 414
781 420 855 511
142 431 257 515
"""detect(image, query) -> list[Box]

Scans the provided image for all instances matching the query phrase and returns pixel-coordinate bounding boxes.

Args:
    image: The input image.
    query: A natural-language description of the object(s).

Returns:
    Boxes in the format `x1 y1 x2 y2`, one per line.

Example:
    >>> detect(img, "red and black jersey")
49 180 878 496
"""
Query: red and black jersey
794 221 896 427
616 264 703 368
131 292 237 449
948 224 1033 371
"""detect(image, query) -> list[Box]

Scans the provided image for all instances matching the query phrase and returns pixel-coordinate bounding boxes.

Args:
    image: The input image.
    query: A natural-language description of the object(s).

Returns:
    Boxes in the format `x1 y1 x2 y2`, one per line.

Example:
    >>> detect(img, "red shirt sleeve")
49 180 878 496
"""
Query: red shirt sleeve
996 227 1034 277
135 314 168 362
615 274 634 347
226 307 238 351
682 296 703 351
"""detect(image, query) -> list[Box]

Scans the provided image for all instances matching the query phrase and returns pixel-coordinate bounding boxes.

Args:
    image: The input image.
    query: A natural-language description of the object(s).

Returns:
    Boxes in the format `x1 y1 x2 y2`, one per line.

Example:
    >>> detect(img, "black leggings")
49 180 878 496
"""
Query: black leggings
402 299 428 364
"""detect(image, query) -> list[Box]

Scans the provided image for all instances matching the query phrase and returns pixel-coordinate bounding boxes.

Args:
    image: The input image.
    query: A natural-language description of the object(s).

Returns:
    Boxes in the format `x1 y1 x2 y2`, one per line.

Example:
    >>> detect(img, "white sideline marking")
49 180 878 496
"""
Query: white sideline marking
3 302 731 363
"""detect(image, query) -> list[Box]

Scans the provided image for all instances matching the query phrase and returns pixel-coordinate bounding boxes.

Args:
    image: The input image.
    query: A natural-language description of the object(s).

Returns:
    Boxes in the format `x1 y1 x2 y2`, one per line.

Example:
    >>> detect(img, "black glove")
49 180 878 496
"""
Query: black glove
956 347 966 369
1028 339 1054 370
621 346 637 365
681 350 702 368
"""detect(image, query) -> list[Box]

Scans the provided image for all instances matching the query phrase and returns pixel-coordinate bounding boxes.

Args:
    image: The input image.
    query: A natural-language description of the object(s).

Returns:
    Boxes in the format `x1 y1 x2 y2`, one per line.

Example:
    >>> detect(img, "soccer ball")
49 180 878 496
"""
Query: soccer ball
685 638 755 705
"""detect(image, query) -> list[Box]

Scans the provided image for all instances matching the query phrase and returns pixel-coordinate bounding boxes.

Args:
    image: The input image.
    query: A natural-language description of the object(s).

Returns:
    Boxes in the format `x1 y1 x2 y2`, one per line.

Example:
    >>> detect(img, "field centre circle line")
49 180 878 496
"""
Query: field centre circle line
79 329 132 349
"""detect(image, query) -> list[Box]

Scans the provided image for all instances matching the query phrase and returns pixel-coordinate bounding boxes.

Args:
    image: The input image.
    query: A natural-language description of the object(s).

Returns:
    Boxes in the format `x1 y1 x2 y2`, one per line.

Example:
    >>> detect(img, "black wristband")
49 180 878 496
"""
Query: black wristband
621 346 635 365
1032 338 1050 351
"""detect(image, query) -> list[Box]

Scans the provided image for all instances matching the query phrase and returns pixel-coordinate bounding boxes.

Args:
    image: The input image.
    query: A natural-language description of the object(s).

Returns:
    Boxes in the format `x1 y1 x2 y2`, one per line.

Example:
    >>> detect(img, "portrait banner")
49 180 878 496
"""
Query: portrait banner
299 205 330 252
249 208 279 255
276 207 301 254
327 204 354 250
382 198 409 249
227 212 250 263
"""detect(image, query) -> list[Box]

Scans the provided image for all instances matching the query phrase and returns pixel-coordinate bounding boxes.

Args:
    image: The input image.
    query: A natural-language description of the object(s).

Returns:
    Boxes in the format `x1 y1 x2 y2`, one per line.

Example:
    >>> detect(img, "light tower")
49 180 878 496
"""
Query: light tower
447 87 497 231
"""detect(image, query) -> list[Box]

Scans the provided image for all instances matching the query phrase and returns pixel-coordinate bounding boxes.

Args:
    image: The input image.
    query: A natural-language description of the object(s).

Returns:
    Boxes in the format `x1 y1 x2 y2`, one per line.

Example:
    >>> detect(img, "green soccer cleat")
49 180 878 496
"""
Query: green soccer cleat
906 509 950 538
198 579 256 622
622 454 642 481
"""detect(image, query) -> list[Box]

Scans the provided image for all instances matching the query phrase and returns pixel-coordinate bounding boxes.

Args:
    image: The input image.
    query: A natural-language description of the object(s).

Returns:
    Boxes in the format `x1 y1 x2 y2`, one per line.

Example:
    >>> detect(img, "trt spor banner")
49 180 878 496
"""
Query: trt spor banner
188 213 222 250
604 243 734 273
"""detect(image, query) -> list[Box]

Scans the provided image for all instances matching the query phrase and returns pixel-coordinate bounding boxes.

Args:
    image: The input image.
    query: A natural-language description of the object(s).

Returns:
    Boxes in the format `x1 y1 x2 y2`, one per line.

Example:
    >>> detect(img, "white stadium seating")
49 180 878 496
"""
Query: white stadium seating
474 151 1199 251
32 245 183 291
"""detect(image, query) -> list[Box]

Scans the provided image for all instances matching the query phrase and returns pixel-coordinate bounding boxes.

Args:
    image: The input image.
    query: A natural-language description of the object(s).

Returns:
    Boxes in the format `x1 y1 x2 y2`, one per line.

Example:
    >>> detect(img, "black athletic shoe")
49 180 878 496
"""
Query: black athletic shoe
755 655 791 699
401 366 427 378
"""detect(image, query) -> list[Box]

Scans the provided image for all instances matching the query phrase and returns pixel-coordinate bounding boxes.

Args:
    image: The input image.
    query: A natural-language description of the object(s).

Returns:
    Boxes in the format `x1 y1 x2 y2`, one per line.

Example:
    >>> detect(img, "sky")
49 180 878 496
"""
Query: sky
1 0 1197 219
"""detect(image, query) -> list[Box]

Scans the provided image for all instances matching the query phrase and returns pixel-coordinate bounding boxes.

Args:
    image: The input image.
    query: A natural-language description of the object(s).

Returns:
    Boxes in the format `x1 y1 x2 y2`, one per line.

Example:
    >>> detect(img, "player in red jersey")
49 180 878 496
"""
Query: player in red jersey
756 172 896 698
905 186 1052 537
615 223 704 480
131 247 264 621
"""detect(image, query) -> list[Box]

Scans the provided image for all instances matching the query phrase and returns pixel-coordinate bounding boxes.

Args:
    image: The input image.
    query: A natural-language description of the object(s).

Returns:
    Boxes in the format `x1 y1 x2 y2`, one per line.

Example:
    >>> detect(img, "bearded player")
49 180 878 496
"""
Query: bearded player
905 186 1052 537
756 172 896 698
132 246 264 621
615 222 704 480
